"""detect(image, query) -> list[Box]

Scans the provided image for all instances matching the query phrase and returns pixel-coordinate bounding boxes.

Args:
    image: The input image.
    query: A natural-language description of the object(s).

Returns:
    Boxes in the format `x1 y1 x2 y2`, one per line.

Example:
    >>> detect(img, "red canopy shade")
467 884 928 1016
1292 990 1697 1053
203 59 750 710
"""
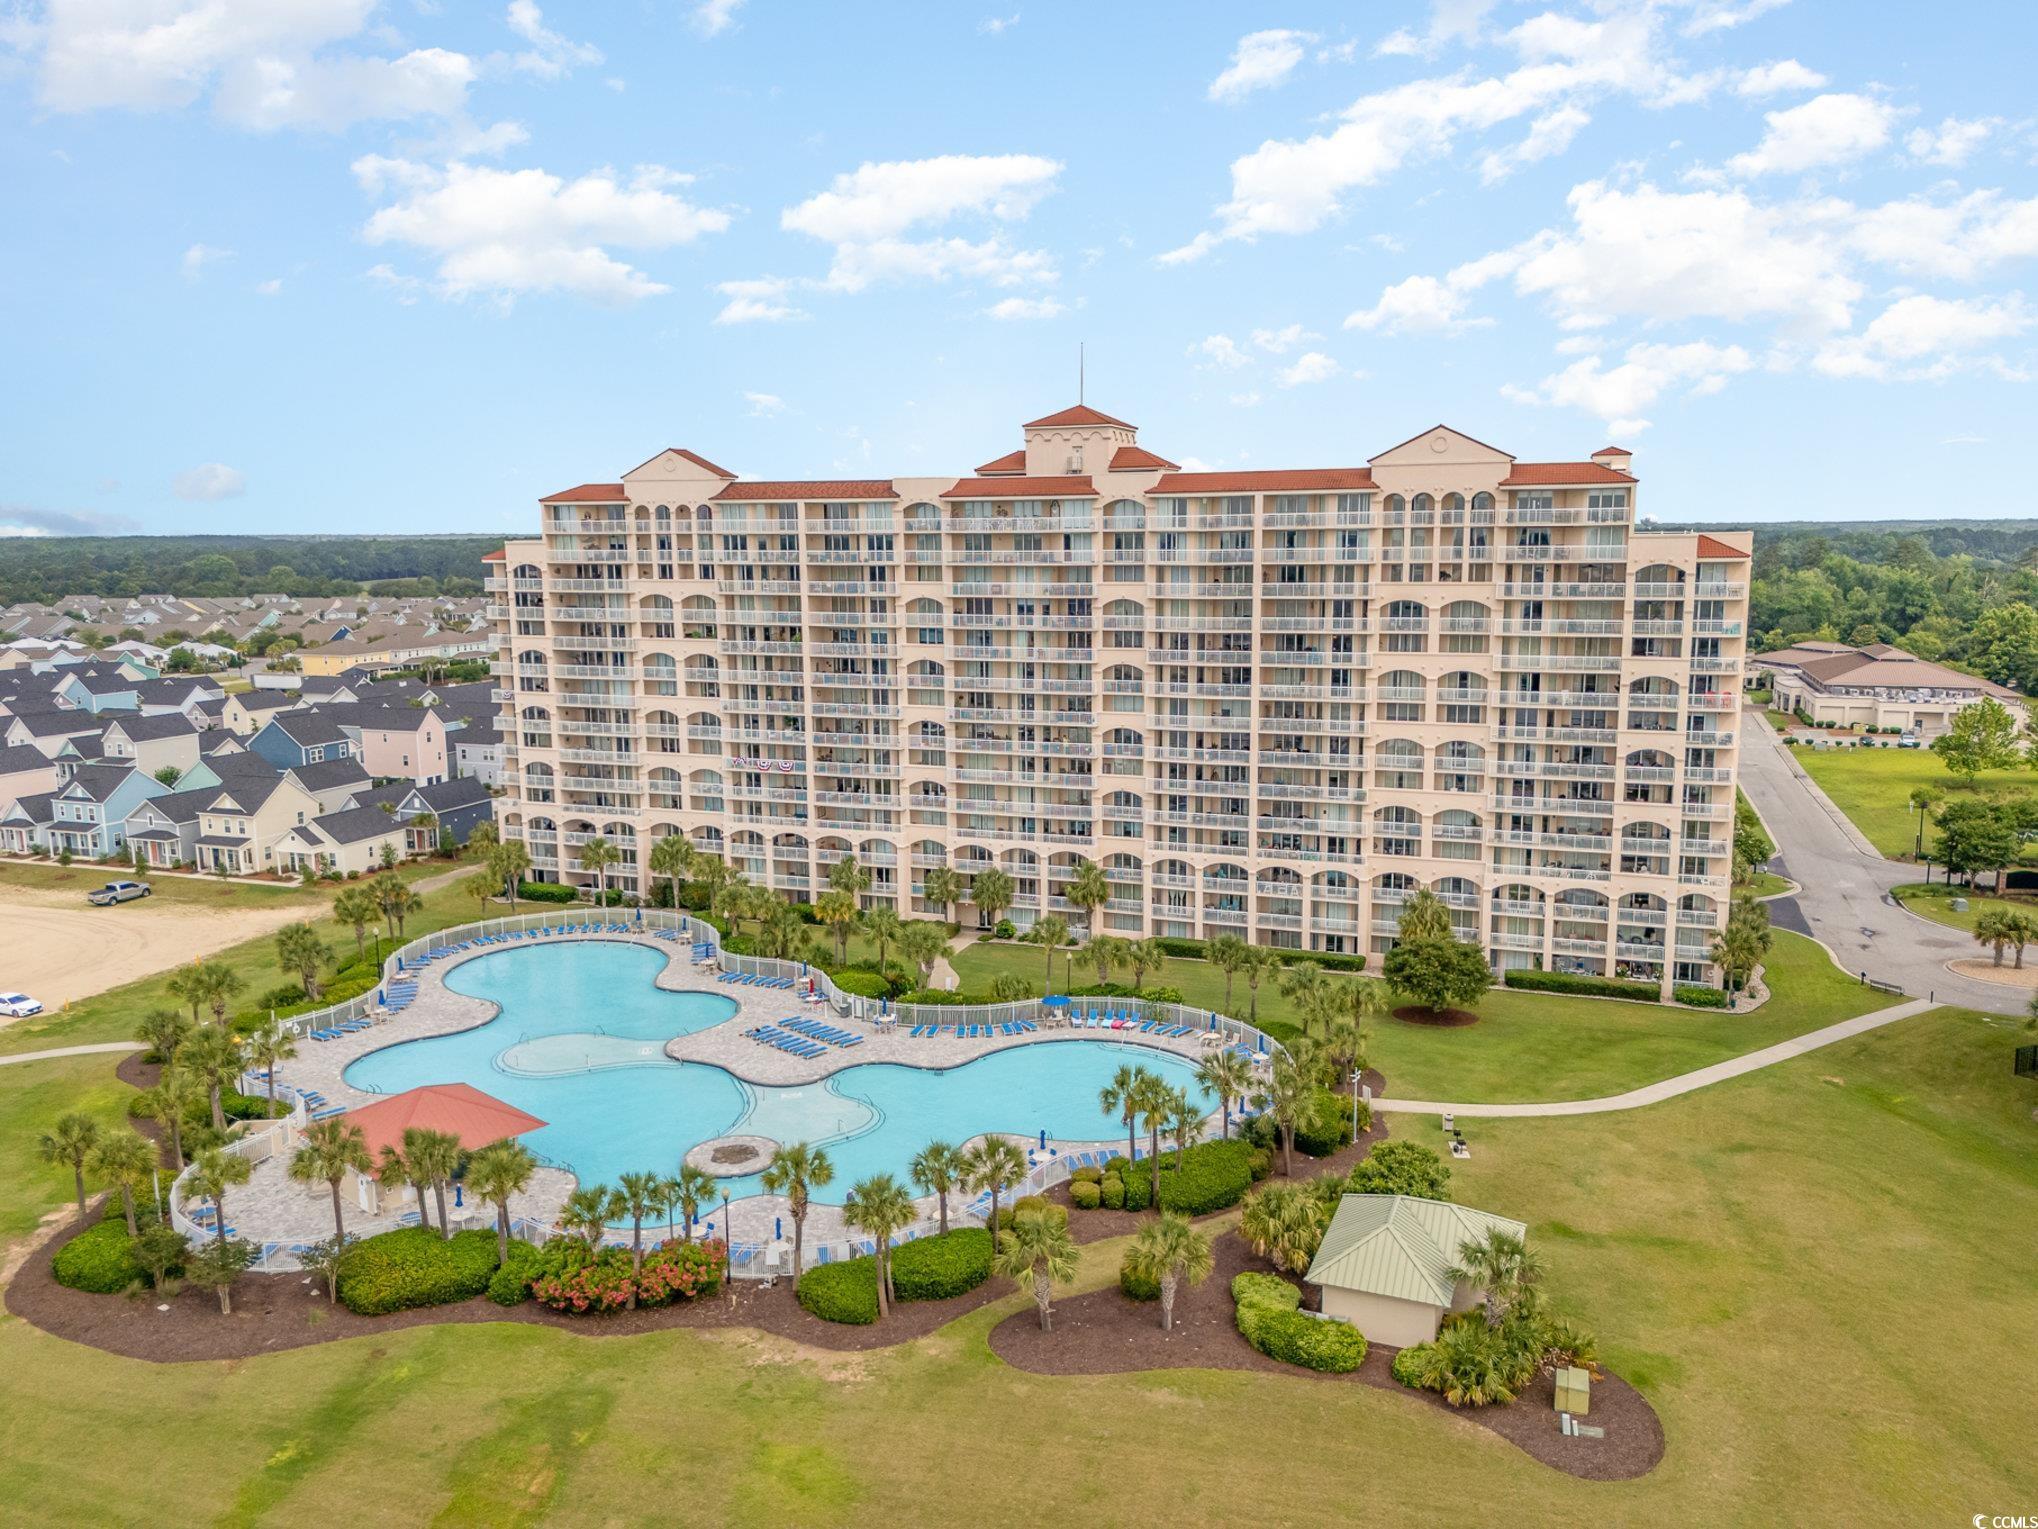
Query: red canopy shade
343 1082 546 1173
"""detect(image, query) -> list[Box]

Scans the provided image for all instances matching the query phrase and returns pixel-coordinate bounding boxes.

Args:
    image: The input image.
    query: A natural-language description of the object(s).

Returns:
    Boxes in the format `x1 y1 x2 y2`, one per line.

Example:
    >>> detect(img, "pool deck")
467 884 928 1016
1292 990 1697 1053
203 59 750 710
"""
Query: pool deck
249 929 1244 1255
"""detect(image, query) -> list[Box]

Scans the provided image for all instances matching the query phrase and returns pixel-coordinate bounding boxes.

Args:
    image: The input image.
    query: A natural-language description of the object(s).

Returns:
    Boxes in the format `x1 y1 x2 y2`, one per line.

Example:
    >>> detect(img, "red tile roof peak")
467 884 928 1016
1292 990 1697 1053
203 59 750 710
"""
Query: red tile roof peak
1108 445 1180 472
1696 533 1750 561
940 474 1097 500
1024 404 1135 430
974 449 1027 475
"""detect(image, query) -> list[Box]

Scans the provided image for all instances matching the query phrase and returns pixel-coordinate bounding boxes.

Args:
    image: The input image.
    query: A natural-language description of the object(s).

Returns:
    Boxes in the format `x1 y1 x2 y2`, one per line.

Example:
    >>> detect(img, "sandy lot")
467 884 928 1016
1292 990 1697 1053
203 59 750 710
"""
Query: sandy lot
0 885 316 1011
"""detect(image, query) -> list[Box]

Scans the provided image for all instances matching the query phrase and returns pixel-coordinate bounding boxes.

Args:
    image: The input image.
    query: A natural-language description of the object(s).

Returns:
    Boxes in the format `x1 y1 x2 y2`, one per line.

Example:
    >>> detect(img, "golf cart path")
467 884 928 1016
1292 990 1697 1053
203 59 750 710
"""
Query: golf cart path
0 1042 145 1069
1373 998 1934 1118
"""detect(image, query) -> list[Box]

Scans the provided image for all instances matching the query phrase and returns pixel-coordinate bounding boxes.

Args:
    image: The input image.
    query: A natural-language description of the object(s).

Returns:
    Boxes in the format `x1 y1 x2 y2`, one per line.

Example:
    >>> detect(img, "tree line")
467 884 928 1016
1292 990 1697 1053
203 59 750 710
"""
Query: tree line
0 534 514 606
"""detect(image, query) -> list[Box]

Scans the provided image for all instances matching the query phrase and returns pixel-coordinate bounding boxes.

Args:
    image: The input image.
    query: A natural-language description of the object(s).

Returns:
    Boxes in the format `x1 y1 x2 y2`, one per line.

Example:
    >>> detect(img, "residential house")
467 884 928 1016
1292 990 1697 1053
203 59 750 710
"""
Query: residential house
4 707 105 758
341 704 449 784
276 803 413 876
285 757 374 814
122 786 226 868
134 676 223 718
247 711 362 773
188 771 324 874
42 763 174 860
101 712 202 783
0 792 59 854
0 743 60 816
220 688 303 736
352 775 495 851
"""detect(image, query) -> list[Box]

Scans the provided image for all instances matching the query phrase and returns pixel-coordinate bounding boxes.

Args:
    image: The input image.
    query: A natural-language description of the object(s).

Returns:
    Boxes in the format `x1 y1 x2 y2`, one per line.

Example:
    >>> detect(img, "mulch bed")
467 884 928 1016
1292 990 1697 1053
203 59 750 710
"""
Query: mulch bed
5 1216 1008 1364
988 1232 1663 1482
1393 1004 1480 1027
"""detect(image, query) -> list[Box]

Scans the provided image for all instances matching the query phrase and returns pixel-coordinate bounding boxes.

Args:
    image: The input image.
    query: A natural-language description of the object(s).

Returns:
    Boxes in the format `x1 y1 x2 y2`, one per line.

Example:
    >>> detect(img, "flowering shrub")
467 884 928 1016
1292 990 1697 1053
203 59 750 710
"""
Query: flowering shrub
527 1238 727 1314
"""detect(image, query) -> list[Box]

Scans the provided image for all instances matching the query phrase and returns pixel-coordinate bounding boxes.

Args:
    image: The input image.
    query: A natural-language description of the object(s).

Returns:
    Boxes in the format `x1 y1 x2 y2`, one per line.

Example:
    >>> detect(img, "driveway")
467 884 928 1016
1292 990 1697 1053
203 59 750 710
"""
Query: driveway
1736 710 2023 1015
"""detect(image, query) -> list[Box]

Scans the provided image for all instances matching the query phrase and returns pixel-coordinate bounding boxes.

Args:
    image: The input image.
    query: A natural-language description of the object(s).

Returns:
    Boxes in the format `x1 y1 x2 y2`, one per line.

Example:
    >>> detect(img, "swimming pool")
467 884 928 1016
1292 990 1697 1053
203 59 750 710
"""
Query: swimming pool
342 942 1211 1206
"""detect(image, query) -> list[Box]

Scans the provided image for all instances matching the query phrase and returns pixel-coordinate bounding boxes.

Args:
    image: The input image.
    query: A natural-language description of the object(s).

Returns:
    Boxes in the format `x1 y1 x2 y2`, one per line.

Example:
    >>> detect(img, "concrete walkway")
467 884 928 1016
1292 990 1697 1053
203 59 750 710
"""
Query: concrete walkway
1374 997 1936 1117
1736 709 2023 1015
928 926 981 990
0 1042 144 1068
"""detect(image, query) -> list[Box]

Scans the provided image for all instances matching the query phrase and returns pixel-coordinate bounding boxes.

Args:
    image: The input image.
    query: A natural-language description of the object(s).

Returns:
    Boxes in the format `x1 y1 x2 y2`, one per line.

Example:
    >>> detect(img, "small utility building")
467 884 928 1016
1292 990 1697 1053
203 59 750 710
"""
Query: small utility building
1303 1194 1527 1348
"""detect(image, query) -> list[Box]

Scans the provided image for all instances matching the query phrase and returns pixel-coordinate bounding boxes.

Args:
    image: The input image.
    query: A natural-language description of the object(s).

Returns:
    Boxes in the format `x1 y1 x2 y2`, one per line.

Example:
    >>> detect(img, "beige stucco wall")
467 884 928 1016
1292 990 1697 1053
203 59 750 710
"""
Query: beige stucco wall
1318 1287 1443 1348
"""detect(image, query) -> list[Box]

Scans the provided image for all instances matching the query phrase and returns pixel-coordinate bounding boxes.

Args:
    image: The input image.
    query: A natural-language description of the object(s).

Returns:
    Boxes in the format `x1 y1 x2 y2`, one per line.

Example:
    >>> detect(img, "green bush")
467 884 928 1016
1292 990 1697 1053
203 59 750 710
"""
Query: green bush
993 918 1017 940
1292 1087 1356 1158
830 969 890 999
1348 1140 1452 1202
795 1258 878 1324
1104 1155 1132 1178
1504 969 1659 1002
1070 1164 1102 1184
1247 1147 1273 1181
1008 1194 1060 1225
1155 1140 1257 1215
1154 937 1207 959
1119 1253 1159 1302
889 1228 991 1301
337 1227 498 1315
487 1240 542 1306
1069 1180 1101 1210
1674 984 1730 1008
1391 1315 1537 1405
516 880 577 904
1232 1272 1365 1372
52 1219 146 1294
1099 1175 1125 1210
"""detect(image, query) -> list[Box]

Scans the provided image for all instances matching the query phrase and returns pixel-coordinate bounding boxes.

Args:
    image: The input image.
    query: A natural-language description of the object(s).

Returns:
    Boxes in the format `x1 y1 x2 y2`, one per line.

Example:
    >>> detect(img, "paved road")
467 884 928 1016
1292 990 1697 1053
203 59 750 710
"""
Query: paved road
1735 711 2022 1015
1375 998 1935 1116
0 1042 144 1068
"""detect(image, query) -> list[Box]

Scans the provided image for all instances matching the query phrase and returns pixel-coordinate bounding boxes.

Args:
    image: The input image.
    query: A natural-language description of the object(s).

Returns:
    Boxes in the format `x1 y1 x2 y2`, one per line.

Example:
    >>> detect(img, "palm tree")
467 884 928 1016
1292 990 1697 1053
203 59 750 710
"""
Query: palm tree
1396 888 1455 943
243 1023 298 1112
2008 913 2038 969
405 1128 466 1239
332 887 378 961
274 921 332 999
134 1007 191 1068
761 1142 834 1278
992 1207 1079 1331
862 905 903 974
1335 974 1389 1030
1165 1086 1200 1171
143 1067 202 1169
88 1128 156 1236
814 890 860 965
909 1140 964 1235
1085 934 1128 988
616 1170 664 1307
1973 907 2018 966
899 922 952 989
968 866 1015 932
577 835 622 905
1208 933 1248 1010
1064 858 1110 941
922 865 964 925
828 852 872 902
165 965 209 1026
467 819 500 857
181 1024 243 1133
649 832 695 911
1099 1062 1154 1165
187 1145 253 1255
1125 937 1168 992
465 1141 537 1266
1446 1228 1547 1330
668 1162 717 1242
1238 944 1282 1024
962 1136 1028 1253
191 961 244 1027
1125 1212 1215 1331
1907 784 1943 858
290 1117 372 1243
1279 958 1333 1033
1254 1055 1323 1178
1196 1050 1256 1140
492 840 533 914
756 899 806 961
843 1173 916 1319
1320 1014 1371 1088
561 1184 621 1250
1239 1181 1330 1273
1132 1071 1175 1209
1027 914 1069 992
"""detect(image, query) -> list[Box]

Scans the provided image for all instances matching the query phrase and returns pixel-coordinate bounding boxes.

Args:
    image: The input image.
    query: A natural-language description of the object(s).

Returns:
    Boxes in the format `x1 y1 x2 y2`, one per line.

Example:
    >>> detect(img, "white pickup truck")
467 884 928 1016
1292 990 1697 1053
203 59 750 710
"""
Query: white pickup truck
87 879 153 906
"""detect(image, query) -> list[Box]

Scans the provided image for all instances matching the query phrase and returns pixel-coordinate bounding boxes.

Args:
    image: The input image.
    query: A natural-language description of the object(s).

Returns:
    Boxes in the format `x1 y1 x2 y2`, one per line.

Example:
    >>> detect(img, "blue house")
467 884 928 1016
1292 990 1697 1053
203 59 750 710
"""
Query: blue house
247 711 361 772
43 764 174 859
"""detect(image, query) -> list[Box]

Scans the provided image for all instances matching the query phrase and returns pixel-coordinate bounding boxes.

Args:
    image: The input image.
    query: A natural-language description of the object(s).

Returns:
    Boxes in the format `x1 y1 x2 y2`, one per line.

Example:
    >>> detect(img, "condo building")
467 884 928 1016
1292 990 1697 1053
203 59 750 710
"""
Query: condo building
488 412 1752 993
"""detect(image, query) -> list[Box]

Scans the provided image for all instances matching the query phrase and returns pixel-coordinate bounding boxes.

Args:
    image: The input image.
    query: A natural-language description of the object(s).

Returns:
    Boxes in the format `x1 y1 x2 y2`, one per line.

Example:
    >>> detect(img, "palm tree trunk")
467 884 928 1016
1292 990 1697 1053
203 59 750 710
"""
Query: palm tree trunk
1035 1271 1053 1330
937 1191 948 1236
1161 1274 1177 1331
989 1187 1002 1253
71 1166 86 1216
1148 1127 1160 1209
1127 1117 1136 1165
792 1213 805 1279
120 1186 137 1237
497 1205 511 1266
875 1253 889 1321
1221 1103 1231 1141
209 1084 225 1134
168 1114 184 1170
1282 1126 1295 1178
434 1182 451 1238
329 1180 346 1242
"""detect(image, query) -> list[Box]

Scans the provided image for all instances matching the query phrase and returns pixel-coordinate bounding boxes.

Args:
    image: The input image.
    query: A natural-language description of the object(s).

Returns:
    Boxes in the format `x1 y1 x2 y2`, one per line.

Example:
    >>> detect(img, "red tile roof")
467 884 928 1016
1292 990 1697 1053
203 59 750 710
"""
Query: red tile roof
1148 468 1377 494
975 449 1027 475
623 447 738 479
1696 534 1750 561
940 475 1097 500
1591 446 1632 458
1108 445 1180 472
480 549 505 562
711 480 897 501
345 1083 546 1172
540 482 626 503
1025 405 1134 430
1497 462 1637 486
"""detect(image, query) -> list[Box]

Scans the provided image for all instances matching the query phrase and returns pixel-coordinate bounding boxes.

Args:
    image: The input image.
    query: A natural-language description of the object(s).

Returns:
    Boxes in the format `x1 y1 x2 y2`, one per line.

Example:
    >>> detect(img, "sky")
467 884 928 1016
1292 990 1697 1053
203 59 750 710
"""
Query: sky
2 0 2035 540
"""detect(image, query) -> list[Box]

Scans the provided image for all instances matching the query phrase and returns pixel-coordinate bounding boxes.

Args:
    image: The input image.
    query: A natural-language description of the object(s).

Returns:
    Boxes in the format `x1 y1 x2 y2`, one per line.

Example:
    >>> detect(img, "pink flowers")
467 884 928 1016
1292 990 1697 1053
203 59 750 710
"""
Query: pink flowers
530 1237 729 1314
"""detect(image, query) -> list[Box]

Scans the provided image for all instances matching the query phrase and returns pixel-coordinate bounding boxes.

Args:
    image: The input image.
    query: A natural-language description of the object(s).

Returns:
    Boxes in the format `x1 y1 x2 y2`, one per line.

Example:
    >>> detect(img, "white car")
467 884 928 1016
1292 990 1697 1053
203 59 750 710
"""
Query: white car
0 992 44 1018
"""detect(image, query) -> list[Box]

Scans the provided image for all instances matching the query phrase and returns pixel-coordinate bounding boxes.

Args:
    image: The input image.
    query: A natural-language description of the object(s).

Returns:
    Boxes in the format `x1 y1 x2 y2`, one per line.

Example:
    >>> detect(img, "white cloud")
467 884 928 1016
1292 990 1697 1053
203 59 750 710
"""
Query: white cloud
1345 273 1490 336
983 295 1066 320
1681 0 1792 36
1208 29 1314 103
1503 341 1754 434
173 463 247 501
1190 334 1251 370
1844 189 2038 281
1278 351 1344 387
30 0 475 129
365 263 422 304
1725 92 1900 177
1735 59 1826 97
713 277 807 324
356 158 731 305
1905 116 1996 168
1229 392 1262 408
180 242 231 280
1251 323 1316 354
1813 294 2032 380
979 13 1020 35
744 391 786 416
692 0 744 37
1373 0 1494 59
505 1 601 78
1478 104 1590 185
1164 9 1715 260
0 503 138 537
255 277 282 295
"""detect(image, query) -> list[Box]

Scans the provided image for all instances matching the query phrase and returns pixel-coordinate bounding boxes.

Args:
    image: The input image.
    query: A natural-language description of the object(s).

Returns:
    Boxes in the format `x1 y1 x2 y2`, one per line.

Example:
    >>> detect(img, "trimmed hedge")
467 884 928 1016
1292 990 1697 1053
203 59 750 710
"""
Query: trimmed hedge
1504 969 1658 1002
52 1219 146 1294
1292 1087 1357 1159
1070 1164 1102 1184
516 880 578 904
337 1227 498 1316
1232 1272 1366 1373
1099 1175 1125 1209
1120 1254 1160 1302
794 1228 992 1324
1069 1141 1257 1217
487 1240 542 1305
830 969 891 999
795 1258 878 1324
1674 984 1730 1008
1147 937 1366 973
1069 1180 1101 1210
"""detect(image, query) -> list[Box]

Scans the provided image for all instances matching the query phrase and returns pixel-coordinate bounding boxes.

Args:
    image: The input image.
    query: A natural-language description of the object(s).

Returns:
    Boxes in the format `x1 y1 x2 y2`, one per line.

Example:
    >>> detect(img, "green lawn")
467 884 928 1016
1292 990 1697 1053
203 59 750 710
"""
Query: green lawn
1744 870 1793 898
0 858 328 912
953 930 1895 1104
1888 880 2036 935
1792 744 2038 860
0 1004 2028 1524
